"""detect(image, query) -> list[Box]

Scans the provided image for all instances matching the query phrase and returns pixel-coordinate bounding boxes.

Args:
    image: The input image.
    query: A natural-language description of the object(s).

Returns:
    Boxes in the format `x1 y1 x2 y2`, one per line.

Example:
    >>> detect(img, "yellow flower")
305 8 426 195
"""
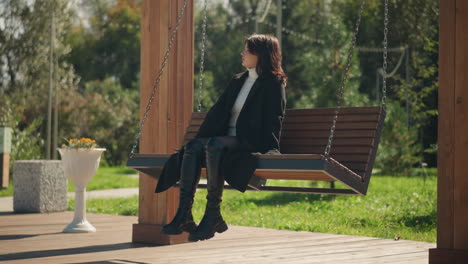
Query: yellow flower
63 137 98 149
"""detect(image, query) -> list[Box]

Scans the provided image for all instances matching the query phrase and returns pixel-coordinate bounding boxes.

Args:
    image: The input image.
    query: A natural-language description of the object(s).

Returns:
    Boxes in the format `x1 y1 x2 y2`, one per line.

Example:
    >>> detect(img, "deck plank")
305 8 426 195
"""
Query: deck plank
0 211 434 263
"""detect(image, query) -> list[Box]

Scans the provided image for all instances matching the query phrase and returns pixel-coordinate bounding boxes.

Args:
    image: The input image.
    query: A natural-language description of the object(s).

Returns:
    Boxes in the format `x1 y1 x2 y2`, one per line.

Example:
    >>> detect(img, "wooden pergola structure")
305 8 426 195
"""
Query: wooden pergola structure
429 1 468 263
134 0 468 262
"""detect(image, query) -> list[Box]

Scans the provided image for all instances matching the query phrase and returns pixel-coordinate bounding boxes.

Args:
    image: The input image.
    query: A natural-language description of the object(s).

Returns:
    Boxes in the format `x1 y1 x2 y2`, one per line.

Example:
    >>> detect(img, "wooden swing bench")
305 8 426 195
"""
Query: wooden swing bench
127 106 385 195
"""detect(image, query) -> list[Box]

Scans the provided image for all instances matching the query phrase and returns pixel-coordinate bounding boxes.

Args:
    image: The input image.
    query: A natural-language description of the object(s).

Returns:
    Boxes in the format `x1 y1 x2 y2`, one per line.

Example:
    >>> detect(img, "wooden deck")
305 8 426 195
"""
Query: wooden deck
0 211 434 263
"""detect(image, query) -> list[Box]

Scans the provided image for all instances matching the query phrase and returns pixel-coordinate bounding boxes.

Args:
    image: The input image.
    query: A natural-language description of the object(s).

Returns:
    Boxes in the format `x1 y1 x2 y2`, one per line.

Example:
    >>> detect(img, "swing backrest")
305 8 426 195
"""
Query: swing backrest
184 106 385 179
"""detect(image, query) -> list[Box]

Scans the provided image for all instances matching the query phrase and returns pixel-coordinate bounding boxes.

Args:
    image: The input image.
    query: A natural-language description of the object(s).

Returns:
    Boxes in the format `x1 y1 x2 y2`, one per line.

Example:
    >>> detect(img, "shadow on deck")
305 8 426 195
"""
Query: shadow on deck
0 211 434 264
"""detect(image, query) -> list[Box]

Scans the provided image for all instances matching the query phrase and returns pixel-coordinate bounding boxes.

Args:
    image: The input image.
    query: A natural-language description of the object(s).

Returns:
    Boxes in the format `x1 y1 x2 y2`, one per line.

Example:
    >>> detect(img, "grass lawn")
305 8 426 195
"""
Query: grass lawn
0 166 139 197
0 184 13 197
66 166 139 192
67 168 437 243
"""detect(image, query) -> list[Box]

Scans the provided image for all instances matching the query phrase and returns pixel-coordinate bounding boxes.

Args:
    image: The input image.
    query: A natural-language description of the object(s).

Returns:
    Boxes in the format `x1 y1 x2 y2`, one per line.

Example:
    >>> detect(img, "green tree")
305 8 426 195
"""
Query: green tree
375 100 422 175
278 0 368 108
58 78 139 166
65 0 141 89
1 0 139 166
336 0 439 169
194 0 369 112
0 0 80 160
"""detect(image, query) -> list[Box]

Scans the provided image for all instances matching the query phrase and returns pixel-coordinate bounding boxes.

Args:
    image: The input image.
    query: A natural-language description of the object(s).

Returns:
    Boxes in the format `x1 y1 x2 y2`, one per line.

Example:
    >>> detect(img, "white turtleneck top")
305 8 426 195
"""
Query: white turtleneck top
226 67 258 136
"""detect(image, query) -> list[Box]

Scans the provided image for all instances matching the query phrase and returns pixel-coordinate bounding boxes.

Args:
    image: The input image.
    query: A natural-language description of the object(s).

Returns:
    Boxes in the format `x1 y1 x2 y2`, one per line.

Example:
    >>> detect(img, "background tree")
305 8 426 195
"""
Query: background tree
63 0 141 165
337 0 439 172
194 0 369 112
0 0 79 163
66 0 141 90
0 0 140 166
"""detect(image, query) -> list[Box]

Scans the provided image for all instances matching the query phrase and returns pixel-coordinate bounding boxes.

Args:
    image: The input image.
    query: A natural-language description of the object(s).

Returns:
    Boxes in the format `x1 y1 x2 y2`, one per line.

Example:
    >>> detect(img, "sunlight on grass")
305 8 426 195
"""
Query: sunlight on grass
0 184 13 197
68 170 437 243
67 166 139 192
1 166 139 197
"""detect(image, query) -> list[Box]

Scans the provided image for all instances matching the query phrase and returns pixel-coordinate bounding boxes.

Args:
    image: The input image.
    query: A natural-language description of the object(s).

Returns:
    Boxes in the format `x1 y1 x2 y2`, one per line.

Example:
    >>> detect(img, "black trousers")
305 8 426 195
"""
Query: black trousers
183 136 242 169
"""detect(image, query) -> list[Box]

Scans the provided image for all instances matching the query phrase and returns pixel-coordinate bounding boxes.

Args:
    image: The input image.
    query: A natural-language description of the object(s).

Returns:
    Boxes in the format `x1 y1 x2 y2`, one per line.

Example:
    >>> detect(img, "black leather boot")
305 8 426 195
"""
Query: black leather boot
161 140 204 235
188 138 228 242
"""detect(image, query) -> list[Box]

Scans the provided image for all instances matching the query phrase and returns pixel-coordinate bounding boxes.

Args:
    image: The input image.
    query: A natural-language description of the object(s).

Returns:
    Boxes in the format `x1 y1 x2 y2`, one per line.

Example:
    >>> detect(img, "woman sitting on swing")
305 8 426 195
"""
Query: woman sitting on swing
156 33 287 242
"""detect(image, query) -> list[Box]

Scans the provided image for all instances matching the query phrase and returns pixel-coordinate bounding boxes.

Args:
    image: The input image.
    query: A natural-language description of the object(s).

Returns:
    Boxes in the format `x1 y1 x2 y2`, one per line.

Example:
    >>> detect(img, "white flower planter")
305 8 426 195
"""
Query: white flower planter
57 148 106 233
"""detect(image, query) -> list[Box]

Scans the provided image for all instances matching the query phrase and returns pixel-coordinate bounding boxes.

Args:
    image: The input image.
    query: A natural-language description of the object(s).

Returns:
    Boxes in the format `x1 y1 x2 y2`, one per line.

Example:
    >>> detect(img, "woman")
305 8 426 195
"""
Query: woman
156 33 287 242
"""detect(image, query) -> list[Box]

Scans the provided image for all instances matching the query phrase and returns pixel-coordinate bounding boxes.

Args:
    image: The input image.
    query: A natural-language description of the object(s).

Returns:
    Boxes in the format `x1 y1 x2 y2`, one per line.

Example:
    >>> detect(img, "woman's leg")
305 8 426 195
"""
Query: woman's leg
189 136 241 241
161 137 210 235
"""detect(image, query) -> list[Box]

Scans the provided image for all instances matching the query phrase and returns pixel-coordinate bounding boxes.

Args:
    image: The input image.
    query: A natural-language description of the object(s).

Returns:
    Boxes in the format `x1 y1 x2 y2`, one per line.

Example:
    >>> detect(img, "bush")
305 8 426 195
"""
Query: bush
375 100 422 175
0 95 44 181
59 78 139 166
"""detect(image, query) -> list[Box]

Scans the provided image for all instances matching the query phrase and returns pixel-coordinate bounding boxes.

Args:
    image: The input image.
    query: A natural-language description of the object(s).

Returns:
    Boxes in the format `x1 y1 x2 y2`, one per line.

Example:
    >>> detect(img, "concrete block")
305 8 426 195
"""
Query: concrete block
13 160 67 213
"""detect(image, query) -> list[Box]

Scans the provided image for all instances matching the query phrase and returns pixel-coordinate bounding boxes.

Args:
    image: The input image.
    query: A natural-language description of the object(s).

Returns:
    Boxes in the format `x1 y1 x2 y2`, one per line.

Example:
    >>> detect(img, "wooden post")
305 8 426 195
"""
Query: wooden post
429 0 468 263
0 127 12 188
132 0 194 245
1 153 10 188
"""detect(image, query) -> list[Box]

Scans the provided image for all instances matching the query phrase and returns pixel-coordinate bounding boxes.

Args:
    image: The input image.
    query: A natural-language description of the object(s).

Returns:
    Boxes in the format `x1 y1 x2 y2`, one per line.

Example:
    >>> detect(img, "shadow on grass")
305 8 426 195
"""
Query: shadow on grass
399 210 437 229
243 192 336 206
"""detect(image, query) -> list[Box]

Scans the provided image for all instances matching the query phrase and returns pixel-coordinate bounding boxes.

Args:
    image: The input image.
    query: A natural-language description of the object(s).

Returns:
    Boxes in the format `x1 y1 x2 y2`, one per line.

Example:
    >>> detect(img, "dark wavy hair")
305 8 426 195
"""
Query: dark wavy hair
244 33 288 86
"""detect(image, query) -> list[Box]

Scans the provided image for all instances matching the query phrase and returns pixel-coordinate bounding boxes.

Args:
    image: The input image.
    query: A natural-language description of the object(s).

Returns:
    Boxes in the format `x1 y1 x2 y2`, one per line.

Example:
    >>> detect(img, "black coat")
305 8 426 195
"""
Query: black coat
155 70 287 193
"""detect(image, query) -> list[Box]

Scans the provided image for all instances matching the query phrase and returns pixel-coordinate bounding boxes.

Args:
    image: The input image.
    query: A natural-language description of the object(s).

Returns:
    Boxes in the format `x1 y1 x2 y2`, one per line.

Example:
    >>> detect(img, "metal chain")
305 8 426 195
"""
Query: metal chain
196 0 208 112
129 0 189 158
356 46 401 52
381 0 389 110
324 0 366 158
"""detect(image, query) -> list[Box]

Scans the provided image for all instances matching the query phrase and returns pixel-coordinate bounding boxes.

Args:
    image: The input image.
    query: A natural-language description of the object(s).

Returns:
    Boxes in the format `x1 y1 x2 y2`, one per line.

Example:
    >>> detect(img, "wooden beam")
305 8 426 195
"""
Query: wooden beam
435 0 456 250
1 153 9 188
453 0 468 251
133 0 193 245
0 127 12 188
430 0 468 263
